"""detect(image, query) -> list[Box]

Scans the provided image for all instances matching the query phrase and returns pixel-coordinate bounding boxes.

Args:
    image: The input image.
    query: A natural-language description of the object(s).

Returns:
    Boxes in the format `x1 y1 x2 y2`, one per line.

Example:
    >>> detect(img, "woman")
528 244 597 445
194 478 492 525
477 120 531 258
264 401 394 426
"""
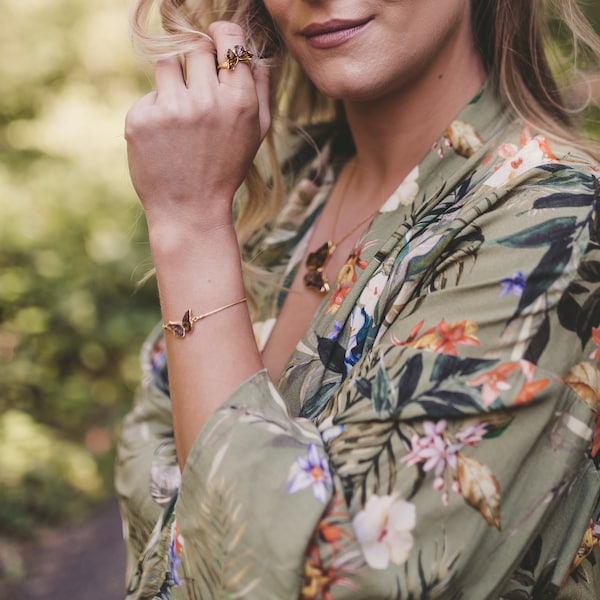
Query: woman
116 0 600 598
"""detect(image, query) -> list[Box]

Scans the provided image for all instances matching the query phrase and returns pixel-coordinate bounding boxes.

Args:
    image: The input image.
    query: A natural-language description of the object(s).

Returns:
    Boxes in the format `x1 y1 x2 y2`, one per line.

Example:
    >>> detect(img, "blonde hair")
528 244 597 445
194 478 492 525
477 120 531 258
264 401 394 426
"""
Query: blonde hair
129 0 600 255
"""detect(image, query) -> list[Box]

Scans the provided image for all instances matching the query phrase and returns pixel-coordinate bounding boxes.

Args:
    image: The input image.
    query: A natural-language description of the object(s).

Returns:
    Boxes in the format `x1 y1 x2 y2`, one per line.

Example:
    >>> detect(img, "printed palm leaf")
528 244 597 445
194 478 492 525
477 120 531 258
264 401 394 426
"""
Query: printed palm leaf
428 226 485 292
355 351 493 420
495 217 580 325
124 495 179 600
402 532 462 599
186 478 260 599
533 164 597 198
558 257 600 348
406 354 492 419
326 418 399 505
354 355 422 417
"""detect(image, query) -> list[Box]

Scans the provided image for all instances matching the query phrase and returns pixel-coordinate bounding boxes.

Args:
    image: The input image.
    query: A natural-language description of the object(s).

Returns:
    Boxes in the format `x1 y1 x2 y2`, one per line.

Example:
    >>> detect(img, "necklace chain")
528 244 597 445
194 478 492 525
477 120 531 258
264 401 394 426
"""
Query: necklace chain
304 159 380 294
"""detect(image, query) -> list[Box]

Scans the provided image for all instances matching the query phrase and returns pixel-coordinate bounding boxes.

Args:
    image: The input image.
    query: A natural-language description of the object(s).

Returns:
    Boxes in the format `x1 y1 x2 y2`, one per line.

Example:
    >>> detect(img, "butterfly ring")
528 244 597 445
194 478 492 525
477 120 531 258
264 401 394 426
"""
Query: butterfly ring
217 45 254 72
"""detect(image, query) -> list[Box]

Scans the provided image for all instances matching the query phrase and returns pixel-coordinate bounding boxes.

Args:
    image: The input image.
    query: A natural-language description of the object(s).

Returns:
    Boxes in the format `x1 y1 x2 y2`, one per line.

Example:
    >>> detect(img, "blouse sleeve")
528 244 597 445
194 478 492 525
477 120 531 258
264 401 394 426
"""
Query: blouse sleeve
121 165 600 600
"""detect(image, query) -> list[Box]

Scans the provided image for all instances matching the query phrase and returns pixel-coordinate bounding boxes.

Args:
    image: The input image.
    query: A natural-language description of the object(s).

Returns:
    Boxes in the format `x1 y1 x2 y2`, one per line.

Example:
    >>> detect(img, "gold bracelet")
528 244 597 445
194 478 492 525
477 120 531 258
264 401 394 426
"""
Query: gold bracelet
162 297 247 338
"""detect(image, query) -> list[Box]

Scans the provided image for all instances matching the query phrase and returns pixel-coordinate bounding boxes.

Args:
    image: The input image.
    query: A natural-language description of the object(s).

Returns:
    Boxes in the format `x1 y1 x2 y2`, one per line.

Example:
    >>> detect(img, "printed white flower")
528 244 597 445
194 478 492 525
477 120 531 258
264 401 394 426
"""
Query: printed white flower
319 416 345 442
484 136 555 188
380 166 420 212
352 494 416 569
359 272 388 316
252 318 277 351
345 306 368 368
446 120 484 158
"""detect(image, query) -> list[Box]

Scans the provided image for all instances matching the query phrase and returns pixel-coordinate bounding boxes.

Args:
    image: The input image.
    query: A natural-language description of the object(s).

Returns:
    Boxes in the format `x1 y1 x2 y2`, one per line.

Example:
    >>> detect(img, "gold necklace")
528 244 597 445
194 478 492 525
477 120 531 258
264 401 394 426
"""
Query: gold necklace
304 160 380 294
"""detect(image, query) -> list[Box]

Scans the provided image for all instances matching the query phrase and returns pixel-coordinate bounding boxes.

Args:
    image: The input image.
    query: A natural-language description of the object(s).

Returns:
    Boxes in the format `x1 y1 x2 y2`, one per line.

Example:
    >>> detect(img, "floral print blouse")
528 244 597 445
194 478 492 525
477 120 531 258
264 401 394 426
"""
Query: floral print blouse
116 87 600 599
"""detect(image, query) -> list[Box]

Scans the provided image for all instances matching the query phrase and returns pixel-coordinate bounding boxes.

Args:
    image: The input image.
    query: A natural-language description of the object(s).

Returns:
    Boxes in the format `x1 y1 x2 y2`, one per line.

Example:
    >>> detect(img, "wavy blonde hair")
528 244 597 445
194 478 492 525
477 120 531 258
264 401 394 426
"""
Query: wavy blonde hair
130 0 600 252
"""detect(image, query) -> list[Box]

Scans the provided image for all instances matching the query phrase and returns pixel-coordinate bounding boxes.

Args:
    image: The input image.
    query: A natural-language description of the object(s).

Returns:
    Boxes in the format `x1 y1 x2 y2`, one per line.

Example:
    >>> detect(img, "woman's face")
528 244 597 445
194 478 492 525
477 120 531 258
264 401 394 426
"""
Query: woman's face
262 0 479 102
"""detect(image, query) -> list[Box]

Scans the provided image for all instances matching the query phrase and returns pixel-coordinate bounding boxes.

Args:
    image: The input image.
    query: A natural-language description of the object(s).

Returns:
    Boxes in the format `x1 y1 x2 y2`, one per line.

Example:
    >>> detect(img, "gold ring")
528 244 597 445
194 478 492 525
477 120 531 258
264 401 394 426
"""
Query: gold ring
217 45 254 72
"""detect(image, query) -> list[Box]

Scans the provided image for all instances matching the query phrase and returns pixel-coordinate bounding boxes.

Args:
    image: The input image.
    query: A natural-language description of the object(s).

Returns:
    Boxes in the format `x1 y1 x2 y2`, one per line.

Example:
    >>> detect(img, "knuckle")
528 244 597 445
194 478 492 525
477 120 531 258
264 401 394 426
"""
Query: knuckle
124 109 145 141
227 90 258 117
211 21 244 40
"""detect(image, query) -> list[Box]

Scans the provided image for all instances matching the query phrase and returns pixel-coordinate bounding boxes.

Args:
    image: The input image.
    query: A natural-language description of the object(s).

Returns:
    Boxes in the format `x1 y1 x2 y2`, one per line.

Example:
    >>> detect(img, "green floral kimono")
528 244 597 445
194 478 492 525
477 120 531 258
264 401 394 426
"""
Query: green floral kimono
116 87 600 599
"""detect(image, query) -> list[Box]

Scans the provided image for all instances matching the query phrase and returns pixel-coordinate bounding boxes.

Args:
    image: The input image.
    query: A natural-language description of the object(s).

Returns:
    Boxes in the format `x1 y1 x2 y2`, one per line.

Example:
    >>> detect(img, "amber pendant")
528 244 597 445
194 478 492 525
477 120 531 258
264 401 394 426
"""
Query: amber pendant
304 241 335 293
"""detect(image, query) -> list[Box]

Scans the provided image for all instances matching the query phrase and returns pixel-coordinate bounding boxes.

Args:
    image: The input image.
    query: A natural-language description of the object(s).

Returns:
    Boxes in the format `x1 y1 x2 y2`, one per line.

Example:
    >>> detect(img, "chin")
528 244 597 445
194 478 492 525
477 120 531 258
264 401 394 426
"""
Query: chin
318 81 400 104
313 75 384 103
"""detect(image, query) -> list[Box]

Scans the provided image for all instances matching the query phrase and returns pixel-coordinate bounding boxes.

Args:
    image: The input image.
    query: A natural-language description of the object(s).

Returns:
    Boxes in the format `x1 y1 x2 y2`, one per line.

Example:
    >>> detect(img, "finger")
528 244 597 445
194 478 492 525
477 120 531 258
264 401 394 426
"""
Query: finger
183 35 219 92
253 62 272 140
209 21 255 87
155 56 186 99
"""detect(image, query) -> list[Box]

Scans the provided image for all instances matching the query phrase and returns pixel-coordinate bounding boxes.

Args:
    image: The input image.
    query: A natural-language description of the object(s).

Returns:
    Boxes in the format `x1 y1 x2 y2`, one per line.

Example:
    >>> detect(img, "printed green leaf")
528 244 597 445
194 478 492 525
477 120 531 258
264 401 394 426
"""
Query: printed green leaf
495 216 577 248
523 314 550 365
514 241 572 317
395 354 423 409
355 377 372 399
558 291 581 332
317 336 347 374
373 363 391 415
533 192 594 210
418 400 470 419
431 354 496 382
301 382 337 420
576 288 600 347
579 260 600 283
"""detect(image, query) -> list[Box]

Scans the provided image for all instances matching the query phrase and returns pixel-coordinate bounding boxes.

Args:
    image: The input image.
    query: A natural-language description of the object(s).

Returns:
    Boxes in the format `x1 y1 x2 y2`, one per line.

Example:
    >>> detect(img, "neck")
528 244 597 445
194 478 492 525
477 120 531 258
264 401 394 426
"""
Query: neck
343 29 487 193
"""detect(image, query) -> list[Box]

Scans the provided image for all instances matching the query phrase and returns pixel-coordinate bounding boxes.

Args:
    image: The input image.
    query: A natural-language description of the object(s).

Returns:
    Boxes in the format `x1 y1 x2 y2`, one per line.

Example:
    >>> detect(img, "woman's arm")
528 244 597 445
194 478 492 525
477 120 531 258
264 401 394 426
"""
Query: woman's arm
124 22 270 465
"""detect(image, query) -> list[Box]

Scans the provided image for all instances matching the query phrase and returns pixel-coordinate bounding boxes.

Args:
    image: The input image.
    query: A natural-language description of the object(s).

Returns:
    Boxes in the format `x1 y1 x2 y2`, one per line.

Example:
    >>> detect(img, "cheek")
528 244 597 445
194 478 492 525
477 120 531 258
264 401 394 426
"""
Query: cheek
260 0 287 32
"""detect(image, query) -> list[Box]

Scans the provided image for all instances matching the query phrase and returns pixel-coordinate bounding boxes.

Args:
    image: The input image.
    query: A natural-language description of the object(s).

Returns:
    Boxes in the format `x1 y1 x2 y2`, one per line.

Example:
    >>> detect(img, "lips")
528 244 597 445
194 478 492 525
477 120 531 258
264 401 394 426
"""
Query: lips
301 17 373 49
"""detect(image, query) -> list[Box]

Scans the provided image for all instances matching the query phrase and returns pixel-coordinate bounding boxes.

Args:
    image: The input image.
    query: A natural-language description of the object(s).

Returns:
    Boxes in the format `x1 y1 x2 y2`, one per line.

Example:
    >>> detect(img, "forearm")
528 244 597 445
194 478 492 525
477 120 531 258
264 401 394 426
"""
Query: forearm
125 18 271 467
150 220 264 466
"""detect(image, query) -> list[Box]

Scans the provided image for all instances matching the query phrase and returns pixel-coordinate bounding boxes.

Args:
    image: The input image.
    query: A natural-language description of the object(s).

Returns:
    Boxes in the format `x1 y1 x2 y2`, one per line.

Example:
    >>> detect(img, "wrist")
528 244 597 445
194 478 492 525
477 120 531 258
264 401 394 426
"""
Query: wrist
147 219 239 261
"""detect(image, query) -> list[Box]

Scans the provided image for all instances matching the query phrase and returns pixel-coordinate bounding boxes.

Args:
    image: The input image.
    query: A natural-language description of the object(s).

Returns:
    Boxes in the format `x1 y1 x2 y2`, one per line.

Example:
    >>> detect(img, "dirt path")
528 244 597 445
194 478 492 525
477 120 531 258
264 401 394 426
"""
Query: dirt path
1 501 126 600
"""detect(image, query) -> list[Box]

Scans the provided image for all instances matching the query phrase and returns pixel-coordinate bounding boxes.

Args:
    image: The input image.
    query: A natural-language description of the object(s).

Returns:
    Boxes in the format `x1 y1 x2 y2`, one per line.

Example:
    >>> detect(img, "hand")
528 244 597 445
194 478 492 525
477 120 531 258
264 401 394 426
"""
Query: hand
124 22 271 233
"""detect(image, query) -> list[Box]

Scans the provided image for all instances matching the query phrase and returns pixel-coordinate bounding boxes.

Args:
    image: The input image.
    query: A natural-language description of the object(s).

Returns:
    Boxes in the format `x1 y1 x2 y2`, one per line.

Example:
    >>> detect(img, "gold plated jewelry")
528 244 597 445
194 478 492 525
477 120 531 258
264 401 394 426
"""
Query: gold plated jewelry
217 45 254 72
162 297 247 338
303 161 380 294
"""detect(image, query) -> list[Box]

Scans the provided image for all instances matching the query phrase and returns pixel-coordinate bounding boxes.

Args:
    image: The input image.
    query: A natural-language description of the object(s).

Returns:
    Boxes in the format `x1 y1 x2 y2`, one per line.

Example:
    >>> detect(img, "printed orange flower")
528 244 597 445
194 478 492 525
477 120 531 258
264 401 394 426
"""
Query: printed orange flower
326 283 353 315
326 239 375 315
432 319 480 355
467 362 521 406
393 319 480 355
391 320 437 350
590 327 600 360
514 378 551 405
592 418 600 459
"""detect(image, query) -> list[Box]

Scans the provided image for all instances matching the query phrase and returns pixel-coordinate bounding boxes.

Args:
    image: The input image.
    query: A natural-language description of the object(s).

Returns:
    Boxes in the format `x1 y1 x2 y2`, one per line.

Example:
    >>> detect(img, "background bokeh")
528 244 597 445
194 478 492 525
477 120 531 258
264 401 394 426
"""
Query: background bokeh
0 0 599 588
0 0 159 542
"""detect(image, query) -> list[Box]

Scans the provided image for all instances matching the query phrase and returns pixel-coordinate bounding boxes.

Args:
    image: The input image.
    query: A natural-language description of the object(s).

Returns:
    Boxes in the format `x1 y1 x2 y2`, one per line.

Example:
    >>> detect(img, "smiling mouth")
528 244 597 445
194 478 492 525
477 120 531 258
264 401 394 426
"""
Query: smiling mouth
301 17 373 49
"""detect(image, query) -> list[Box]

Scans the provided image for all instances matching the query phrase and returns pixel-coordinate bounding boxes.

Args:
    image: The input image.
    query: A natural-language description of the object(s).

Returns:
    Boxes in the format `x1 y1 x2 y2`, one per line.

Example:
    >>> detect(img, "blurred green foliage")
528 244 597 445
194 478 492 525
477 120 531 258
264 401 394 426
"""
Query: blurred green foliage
0 0 599 546
0 0 159 537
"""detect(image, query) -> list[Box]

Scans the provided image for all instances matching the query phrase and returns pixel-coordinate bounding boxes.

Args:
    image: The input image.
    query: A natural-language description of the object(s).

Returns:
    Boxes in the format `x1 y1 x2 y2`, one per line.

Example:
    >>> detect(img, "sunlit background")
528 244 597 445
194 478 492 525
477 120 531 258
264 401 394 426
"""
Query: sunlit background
0 0 599 594
0 0 160 583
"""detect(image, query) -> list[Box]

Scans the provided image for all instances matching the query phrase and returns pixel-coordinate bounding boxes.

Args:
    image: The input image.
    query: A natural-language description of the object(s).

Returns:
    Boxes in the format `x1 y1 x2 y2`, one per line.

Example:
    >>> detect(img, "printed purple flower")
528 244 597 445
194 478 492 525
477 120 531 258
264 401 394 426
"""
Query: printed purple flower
287 443 333 504
151 338 167 373
403 420 457 476
499 271 526 297
327 320 344 341
402 419 489 505
168 522 183 586
455 422 488 446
